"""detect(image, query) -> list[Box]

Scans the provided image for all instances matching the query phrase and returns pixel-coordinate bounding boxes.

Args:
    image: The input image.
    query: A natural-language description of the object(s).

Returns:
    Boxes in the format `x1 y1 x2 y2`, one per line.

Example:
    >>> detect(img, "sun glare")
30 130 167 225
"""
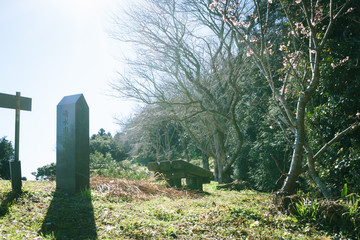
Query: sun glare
54 0 104 20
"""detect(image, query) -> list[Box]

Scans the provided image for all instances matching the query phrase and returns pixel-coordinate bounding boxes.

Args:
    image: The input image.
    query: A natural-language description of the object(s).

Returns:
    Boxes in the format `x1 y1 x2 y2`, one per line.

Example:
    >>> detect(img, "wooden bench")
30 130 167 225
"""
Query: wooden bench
147 160 213 191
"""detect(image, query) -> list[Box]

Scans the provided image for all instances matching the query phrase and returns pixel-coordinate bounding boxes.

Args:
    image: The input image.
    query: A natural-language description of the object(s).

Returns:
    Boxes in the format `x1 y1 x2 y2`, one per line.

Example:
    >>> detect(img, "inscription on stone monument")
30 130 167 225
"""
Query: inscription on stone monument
56 94 89 193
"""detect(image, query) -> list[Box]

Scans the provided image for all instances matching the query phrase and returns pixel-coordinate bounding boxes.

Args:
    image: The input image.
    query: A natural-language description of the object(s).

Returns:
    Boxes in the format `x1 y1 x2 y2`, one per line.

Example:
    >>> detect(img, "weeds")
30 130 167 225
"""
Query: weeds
343 193 360 234
293 197 318 222
290 189 360 238
90 153 151 180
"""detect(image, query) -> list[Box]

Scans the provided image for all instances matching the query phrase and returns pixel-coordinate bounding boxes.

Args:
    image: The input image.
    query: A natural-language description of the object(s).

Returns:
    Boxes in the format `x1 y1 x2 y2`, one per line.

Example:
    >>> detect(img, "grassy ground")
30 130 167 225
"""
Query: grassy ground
0 179 350 239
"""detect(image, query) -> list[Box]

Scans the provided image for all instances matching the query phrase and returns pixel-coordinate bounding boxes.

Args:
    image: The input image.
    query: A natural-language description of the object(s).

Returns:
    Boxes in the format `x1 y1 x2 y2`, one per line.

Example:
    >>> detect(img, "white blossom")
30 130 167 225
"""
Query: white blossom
246 49 254 57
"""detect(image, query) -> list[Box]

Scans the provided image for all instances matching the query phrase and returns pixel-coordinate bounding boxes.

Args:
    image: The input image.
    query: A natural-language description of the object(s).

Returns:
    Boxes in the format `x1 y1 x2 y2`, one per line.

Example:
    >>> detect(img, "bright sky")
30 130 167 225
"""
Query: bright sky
0 0 136 180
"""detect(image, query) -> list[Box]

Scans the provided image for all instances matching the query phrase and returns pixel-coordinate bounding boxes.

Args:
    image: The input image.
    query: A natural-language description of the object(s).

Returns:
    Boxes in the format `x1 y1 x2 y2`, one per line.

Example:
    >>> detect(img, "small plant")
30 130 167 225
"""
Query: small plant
80 189 92 200
293 195 318 222
162 225 177 238
153 209 177 221
343 193 360 232
341 183 348 198
348 196 359 218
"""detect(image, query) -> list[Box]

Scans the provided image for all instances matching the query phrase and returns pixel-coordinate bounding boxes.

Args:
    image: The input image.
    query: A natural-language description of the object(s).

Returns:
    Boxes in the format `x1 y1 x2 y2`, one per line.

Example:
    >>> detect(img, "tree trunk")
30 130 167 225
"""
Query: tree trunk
202 151 210 171
214 129 228 183
308 162 331 199
214 160 219 182
217 161 224 183
304 143 332 199
180 136 191 162
280 131 303 194
221 168 232 183
280 95 307 195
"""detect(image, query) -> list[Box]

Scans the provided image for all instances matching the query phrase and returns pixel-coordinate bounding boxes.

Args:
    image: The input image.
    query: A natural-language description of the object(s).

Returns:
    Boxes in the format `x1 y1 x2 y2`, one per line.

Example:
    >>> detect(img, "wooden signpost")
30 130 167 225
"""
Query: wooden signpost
0 92 32 193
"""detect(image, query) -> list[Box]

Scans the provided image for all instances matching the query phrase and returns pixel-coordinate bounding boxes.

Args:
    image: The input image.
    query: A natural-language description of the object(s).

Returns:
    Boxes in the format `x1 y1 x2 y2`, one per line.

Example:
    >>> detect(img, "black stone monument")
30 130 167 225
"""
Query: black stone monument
56 94 89 193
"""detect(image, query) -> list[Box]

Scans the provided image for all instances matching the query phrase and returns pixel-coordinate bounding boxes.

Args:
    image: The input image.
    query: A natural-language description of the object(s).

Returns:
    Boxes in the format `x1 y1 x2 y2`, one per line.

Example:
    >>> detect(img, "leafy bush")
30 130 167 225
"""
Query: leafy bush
90 151 151 180
31 163 56 180
90 129 128 162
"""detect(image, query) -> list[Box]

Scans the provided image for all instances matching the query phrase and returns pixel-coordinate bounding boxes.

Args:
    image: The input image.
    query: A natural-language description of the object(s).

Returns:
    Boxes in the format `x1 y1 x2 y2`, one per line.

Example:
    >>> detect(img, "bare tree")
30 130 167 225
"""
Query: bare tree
111 0 255 182
123 105 183 162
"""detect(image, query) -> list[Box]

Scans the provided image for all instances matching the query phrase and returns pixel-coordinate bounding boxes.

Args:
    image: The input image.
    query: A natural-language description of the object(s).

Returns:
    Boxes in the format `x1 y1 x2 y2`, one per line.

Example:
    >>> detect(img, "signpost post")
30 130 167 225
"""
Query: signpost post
0 92 32 193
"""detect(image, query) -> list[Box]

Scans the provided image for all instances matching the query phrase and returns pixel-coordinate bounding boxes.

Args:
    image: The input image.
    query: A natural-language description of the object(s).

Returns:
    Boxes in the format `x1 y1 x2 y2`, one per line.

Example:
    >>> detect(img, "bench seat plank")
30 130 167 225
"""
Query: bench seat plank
147 160 213 191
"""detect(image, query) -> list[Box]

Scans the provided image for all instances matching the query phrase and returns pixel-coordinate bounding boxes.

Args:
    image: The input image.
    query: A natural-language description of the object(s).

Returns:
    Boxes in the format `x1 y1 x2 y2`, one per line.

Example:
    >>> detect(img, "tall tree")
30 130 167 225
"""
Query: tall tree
210 0 359 197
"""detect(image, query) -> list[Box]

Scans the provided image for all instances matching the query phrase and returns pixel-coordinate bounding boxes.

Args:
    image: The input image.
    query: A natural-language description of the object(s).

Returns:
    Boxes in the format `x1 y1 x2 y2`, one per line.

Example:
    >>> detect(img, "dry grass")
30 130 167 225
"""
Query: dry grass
90 176 202 201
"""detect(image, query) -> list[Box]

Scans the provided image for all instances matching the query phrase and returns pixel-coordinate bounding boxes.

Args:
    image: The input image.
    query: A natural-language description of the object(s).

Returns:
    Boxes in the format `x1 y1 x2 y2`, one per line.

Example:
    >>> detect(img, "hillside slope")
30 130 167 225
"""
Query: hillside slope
0 179 351 239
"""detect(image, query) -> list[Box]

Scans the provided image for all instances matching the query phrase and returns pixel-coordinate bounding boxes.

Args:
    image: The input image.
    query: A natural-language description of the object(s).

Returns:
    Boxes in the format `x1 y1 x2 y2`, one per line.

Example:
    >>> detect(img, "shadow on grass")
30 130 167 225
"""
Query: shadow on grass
40 189 97 239
0 191 22 218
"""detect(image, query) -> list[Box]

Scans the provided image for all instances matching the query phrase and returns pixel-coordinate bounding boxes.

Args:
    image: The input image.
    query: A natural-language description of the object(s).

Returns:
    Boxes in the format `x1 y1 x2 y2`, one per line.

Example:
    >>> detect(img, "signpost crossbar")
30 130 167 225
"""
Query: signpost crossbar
0 93 32 111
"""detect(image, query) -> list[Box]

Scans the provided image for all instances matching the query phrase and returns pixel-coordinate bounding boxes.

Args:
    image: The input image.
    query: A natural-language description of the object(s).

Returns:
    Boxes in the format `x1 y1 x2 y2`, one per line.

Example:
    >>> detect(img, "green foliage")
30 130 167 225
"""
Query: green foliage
305 1 360 196
32 143 148 181
89 128 150 180
234 93 293 191
344 194 360 230
0 137 14 180
294 198 318 222
90 128 128 162
32 163 56 180
90 151 150 180
341 183 348 199
290 190 360 238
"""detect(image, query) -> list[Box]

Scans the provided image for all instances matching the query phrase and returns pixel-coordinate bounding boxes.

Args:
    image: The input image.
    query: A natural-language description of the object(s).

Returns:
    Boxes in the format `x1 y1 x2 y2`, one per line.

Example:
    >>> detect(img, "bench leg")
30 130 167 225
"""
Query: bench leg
173 178 182 188
186 178 203 191
195 178 203 191
167 178 182 188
